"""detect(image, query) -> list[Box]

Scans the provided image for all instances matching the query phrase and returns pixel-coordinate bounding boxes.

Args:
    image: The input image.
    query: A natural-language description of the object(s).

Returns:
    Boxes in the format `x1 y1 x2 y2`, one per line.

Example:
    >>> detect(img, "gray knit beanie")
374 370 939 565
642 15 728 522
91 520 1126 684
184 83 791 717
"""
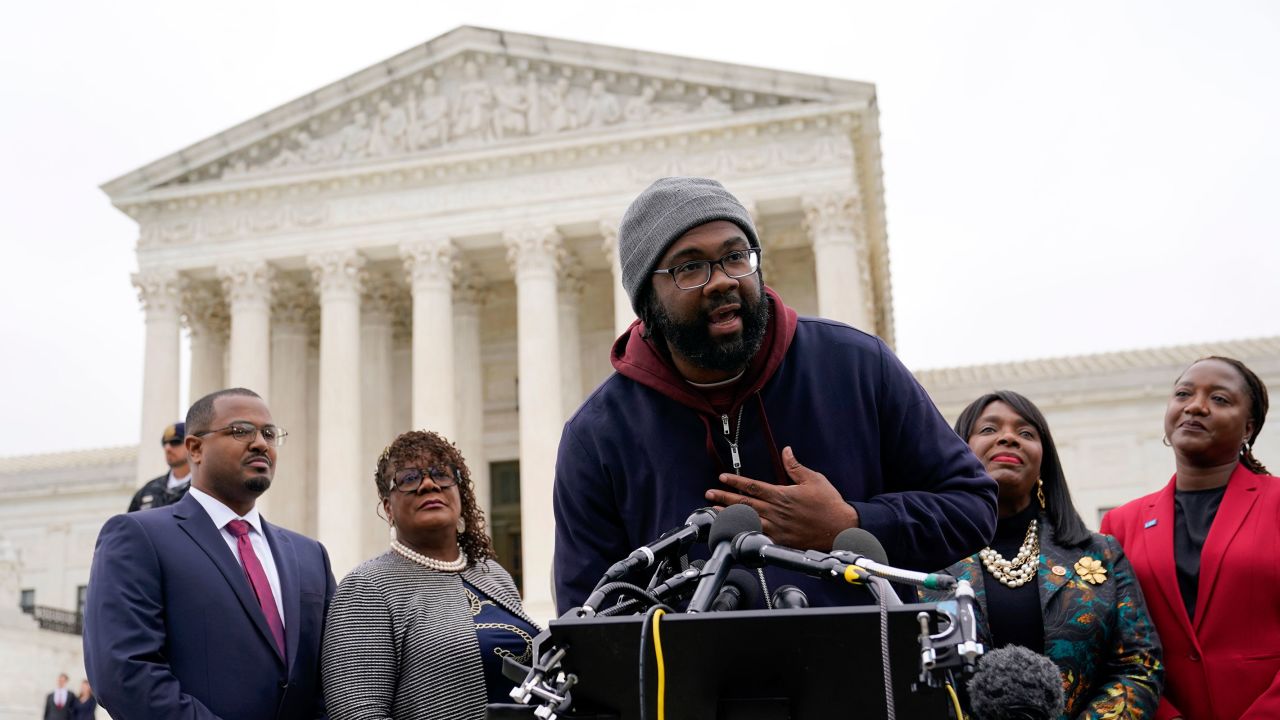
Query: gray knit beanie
619 177 759 315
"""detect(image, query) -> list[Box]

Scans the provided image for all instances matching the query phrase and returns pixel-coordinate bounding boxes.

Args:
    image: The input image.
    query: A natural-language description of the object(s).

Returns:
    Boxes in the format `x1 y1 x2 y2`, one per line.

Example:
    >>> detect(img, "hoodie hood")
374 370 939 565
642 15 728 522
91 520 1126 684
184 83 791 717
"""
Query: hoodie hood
611 286 798 417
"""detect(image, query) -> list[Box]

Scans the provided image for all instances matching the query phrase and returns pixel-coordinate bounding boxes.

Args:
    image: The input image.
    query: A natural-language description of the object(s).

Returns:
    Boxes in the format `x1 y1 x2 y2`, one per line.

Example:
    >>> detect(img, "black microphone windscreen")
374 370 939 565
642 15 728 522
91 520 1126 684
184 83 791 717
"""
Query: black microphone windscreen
833 527 889 566
967 645 1064 720
708 504 762 546
719 568 762 610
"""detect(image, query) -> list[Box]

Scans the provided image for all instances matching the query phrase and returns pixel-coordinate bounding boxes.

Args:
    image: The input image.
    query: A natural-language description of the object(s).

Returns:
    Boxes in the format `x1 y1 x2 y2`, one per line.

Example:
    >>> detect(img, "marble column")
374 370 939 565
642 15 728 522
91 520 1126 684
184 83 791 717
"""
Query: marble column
453 274 490 519
132 269 182 484
218 260 275 400
390 293 413 437
802 192 874 330
600 219 634 337
180 281 229 404
401 237 458 439
504 225 563 622
558 253 585 421
263 275 313 532
308 249 365 576
360 273 397 560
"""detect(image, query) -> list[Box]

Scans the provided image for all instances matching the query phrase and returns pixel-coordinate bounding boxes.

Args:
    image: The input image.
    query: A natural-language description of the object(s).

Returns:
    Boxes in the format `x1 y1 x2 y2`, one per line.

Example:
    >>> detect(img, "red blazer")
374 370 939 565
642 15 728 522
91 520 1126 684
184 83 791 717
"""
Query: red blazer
1102 465 1280 720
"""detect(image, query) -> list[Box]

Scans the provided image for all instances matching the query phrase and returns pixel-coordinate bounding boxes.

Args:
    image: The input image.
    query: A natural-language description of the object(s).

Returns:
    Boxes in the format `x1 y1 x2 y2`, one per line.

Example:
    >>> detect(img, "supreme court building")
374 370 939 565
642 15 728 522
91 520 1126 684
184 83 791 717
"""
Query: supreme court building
100 27 893 618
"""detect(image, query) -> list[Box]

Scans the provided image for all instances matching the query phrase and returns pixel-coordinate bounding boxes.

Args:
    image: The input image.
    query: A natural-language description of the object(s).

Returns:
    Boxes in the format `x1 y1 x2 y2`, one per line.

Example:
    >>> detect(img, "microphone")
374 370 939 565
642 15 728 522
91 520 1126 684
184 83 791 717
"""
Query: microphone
831 528 956 590
582 508 717 613
729 531 870 583
967 645 1064 720
710 568 763 611
770 585 809 609
686 504 761 613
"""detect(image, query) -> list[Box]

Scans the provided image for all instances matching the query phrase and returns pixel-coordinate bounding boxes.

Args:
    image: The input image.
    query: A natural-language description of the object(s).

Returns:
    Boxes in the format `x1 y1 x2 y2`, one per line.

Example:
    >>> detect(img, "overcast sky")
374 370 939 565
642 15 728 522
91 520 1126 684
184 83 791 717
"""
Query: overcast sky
2 0 1277 457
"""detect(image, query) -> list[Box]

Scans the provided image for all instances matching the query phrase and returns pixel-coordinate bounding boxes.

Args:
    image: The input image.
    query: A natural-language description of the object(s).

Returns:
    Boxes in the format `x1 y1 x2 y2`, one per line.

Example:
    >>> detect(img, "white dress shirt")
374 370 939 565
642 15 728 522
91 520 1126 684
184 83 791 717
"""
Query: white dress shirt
52 688 68 707
167 469 192 491
188 485 286 625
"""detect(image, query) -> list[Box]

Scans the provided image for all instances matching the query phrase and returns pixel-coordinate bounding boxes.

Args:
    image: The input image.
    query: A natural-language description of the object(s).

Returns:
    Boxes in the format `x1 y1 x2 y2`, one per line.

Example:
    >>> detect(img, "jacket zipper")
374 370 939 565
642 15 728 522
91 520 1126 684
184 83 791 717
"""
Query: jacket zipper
720 405 746 473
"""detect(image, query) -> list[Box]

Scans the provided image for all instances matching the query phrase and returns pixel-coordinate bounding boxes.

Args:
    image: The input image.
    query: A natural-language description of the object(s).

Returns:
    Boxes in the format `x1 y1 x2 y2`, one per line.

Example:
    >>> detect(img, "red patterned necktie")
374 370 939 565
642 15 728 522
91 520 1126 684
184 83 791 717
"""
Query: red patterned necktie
226 519 286 656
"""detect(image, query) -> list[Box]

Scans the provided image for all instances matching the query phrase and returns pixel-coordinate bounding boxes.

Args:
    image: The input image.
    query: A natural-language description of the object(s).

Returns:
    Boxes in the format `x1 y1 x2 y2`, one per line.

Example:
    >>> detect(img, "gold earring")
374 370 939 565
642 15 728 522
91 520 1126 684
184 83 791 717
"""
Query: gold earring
1037 478 1047 510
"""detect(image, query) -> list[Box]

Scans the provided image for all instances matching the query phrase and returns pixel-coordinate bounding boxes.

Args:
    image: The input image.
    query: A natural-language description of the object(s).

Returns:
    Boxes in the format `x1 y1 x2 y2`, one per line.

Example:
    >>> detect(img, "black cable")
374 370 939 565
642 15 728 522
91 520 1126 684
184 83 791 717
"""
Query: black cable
637 602 672 720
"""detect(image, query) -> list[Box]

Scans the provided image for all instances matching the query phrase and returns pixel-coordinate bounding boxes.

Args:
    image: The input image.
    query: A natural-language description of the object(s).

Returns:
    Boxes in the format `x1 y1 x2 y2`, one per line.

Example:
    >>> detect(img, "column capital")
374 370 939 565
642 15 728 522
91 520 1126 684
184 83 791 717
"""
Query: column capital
802 191 864 244
180 280 230 341
454 262 490 309
217 260 275 310
400 236 458 289
504 225 563 278
361 270 400 321
132 268 182 315
599 219 620 262
271 275 315 328
390 290 413 345
308 250 366 300
558 251 585 302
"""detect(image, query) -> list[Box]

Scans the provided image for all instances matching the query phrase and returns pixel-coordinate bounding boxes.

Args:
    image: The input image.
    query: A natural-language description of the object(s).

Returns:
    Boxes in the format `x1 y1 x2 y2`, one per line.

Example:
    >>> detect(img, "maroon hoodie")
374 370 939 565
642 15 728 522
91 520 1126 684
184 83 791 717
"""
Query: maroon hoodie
610 286 798 482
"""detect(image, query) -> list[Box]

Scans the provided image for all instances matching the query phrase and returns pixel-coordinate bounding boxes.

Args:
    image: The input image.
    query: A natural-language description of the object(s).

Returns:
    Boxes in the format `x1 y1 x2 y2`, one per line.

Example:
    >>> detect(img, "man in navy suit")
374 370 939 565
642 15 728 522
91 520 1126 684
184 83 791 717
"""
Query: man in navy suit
84 387 336 720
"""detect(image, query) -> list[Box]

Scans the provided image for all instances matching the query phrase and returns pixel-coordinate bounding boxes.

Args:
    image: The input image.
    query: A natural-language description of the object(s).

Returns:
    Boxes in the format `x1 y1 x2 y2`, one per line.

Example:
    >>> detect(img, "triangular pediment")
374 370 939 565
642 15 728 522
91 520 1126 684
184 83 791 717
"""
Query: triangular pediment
102 26 876 200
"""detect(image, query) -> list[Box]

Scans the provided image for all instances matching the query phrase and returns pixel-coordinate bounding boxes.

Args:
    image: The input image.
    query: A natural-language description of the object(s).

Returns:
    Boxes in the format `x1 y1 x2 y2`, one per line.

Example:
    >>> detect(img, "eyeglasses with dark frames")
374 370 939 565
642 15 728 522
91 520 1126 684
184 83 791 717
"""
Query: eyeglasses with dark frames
392 465 462 493
193 422 288 447
652 248 761 290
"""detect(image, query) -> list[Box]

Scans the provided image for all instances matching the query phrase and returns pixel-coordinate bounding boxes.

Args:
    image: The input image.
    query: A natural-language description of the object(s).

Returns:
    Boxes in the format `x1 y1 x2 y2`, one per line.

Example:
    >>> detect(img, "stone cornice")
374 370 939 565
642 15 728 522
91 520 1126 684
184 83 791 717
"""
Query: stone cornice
0 445 136 474
101 26 875 201
915 336 1280 390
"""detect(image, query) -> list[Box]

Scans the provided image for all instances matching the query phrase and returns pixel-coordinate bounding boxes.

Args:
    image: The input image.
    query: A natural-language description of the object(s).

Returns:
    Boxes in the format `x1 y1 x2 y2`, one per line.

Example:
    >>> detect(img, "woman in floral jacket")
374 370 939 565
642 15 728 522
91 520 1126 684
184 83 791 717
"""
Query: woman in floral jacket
925 391 1162 718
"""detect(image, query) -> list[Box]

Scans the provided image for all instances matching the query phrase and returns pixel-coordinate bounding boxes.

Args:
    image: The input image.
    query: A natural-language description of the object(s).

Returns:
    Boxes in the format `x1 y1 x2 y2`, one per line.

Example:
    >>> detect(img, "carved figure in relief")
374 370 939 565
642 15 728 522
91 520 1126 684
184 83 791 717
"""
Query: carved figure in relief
491 66 531 139
410 77 450 149
623 86 657 123
267 130 309 169
341 112 374 159
698 94 733 115
452 60 494 143
540 77 576 133
580 80 621 128
370 100 410 156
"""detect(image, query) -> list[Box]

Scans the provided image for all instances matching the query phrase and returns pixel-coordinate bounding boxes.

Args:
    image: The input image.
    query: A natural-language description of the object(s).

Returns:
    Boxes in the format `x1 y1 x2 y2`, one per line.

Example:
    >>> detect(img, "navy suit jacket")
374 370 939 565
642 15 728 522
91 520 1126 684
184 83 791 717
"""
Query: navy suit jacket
83 493 336 720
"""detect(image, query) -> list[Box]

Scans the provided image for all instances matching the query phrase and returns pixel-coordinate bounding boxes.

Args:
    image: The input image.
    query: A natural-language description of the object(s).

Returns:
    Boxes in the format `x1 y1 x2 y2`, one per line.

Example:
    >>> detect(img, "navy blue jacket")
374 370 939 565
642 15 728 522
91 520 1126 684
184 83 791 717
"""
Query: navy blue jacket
553 314 997 613
83 493 336 720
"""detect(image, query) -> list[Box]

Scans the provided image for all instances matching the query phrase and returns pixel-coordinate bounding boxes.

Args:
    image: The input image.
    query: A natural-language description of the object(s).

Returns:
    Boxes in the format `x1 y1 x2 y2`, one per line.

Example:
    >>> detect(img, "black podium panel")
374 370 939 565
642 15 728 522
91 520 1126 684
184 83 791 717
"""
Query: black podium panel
549 603 950 720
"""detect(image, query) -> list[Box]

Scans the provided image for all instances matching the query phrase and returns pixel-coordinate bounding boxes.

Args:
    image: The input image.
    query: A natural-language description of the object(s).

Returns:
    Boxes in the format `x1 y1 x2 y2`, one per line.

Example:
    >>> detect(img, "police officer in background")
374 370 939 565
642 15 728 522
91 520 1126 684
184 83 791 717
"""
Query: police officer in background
127 422 192 512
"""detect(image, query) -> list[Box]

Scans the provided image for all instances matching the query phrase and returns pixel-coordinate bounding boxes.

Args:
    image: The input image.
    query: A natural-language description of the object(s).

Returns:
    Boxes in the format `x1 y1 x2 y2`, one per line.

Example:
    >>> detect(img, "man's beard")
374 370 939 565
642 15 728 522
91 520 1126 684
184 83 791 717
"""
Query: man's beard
648 288 770 373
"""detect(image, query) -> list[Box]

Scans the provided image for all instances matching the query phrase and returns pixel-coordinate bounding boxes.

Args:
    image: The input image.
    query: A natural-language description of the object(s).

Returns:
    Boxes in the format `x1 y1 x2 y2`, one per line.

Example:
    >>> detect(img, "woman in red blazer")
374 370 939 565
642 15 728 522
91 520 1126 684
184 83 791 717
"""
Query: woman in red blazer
1102 356 1277 720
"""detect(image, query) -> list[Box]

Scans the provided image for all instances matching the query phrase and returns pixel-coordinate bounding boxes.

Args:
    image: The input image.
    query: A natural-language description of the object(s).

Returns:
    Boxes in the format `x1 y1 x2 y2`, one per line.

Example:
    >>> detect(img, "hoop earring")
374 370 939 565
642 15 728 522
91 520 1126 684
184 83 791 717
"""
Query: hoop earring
1037 478 1047 510
1162 435 1172 447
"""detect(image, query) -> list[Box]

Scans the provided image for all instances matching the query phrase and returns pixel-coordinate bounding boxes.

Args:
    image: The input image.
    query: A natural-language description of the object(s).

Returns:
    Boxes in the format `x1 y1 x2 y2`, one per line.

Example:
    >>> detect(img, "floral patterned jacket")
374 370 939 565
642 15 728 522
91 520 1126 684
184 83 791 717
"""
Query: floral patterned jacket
922 517 1163 719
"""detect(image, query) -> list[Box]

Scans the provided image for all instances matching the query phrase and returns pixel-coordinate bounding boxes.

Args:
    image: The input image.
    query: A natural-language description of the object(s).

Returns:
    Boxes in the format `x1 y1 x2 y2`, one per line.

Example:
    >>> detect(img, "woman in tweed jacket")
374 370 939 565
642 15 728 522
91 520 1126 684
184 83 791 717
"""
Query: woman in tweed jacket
923 391 1162 719
322 431 540 720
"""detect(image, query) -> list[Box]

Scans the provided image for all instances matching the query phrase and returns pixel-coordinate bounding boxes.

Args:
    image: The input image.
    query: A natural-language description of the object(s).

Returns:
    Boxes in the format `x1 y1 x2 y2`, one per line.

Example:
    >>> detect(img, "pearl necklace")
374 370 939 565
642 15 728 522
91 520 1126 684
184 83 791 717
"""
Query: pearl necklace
391 539 468 572
978 519 1039 588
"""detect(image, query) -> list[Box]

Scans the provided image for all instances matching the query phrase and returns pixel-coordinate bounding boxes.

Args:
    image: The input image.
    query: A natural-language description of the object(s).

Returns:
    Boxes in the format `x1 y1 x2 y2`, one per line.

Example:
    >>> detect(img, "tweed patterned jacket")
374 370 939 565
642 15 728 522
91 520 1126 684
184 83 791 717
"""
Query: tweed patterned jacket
321 552 539 720
924 517 1163 719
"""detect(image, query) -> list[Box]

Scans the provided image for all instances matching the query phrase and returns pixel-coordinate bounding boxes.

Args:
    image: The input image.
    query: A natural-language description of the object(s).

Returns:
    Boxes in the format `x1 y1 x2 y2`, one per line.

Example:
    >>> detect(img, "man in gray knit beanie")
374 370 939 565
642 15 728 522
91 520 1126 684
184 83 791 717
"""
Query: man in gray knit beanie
618 177 770 377
551 176 996 614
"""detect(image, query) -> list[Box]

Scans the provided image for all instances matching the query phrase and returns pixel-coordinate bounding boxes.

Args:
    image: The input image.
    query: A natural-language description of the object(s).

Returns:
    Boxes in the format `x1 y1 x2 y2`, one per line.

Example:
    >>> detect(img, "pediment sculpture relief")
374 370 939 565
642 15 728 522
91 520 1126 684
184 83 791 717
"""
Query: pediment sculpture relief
193 56 800 184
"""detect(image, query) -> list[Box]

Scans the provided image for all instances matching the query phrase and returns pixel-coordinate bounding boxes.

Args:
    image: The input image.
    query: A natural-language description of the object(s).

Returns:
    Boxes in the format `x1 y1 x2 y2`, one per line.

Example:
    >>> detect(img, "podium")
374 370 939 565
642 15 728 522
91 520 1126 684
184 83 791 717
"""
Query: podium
531 603 951 720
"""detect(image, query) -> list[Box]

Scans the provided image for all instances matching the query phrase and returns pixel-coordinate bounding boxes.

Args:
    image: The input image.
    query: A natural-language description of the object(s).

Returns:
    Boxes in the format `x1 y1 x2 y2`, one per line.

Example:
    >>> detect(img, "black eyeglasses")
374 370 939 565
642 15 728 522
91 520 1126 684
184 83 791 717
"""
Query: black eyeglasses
652 248 761 290
193 422 288 447
163 438 184 448
392 465 461 493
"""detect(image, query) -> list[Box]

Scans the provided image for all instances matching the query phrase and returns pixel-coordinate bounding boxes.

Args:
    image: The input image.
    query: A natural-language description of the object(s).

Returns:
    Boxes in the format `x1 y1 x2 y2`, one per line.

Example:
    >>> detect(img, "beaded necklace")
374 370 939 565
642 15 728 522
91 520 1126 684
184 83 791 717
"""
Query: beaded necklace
391 539 468 572
978 519 1039 588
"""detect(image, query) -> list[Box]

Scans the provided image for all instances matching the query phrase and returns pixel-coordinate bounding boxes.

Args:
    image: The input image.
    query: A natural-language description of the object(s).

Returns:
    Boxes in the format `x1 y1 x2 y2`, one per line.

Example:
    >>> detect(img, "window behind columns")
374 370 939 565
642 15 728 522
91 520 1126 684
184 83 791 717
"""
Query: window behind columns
490 461 523 591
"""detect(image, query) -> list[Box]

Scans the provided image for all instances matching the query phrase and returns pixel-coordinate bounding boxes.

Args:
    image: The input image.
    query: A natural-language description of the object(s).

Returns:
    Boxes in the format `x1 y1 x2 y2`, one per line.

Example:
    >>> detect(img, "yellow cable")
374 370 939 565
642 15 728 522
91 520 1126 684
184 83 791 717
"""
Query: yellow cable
945 682 964 719
653 609 667 720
